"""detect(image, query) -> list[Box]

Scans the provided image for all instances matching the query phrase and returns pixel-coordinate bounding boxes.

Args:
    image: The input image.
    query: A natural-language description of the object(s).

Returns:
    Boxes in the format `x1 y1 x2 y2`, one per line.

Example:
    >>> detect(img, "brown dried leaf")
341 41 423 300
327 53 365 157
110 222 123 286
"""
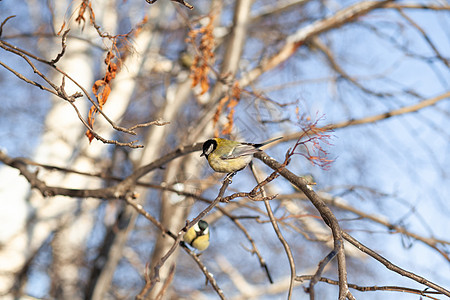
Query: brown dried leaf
85 105 97 143
187 16 216 95
88 2 95 24
221 83 241 134
213 96 229 128
200 75 209 95
84 6 151 145
57 21 66 36
222 106 235 135
99 84 111 107
75 1 87 26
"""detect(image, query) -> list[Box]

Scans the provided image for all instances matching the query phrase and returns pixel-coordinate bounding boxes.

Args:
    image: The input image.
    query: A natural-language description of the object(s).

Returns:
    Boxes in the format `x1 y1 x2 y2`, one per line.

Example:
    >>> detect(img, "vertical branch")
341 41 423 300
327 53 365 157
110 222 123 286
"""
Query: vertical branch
182 245 226 299
249 162 296 299
308 251 337 300
254 151 354 300
138 178 231 299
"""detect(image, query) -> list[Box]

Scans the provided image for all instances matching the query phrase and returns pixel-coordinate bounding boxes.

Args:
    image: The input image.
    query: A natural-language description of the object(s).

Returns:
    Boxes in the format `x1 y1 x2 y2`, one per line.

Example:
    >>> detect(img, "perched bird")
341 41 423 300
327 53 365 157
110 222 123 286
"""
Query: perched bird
183 220 210 251
200 137 283 174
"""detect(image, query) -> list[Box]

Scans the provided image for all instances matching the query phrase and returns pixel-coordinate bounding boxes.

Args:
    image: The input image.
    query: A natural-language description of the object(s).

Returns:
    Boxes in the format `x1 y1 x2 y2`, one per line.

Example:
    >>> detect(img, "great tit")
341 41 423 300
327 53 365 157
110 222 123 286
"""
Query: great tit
200 137 283 174
183 220 210 251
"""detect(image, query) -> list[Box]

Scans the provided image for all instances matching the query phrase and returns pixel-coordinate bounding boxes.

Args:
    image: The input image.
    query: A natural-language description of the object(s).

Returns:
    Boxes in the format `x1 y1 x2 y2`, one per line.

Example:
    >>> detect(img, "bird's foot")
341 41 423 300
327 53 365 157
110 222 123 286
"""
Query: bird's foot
224 172 236 184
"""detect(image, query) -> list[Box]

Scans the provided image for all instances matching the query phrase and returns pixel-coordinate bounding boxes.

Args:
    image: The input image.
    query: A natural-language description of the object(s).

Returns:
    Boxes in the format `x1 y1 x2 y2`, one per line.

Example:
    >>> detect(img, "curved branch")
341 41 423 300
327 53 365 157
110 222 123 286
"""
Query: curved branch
280 192 450 262
281 91 450 143
342 232 450 297
324 91 450 131
140 177 231 298
240 0 394 87
296 275 442 299
0 39 161 147
254 151 353 299
249 162 294 298
0 142 203 200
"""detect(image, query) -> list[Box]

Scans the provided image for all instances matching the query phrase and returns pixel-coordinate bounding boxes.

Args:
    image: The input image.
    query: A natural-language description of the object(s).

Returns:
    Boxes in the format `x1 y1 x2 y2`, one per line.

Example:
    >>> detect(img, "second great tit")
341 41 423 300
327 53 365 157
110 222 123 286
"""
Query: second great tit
183 220 210 251
200 137 283 173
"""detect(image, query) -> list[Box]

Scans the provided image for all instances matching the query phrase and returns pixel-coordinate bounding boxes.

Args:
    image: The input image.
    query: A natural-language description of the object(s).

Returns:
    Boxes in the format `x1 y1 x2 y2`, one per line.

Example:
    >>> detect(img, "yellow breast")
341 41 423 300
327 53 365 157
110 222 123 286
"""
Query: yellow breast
208 155 253 173
191 235 210 251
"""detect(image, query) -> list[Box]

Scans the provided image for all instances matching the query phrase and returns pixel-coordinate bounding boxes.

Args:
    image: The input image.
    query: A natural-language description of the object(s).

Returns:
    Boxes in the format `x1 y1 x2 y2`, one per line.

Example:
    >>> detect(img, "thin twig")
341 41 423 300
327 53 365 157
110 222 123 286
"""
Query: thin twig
307 251 337 300
125 197 176 239
51 29 69 64
0 39 146 145
342 232 450 297
310 36 393 98
182 245 226 299
249 162 295 299
154 264 176 300
396 8 449 68
296 275 442 300
219 209 273 284
0 60 57 95
281 192 450 262
127 120 170 131
254 151 354 299
0 15 16 37
141 177 232 298
281 91 450 143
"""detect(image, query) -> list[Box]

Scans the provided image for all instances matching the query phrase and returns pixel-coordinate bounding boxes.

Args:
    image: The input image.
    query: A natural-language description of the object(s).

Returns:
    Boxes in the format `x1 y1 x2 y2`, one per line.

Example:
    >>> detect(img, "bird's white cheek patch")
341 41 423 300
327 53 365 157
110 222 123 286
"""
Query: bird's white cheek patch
207 144 214 155
193 223 200 232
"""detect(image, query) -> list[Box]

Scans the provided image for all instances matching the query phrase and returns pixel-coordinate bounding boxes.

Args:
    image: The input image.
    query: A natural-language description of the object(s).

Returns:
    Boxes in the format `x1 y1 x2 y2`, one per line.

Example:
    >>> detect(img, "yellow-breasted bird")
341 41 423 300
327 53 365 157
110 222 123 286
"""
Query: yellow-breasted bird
183 220 210 251
200 137 283 174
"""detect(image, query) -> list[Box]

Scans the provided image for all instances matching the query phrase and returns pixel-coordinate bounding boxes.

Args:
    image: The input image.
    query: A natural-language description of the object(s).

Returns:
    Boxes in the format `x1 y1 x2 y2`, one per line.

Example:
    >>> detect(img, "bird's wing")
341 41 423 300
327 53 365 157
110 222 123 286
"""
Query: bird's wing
222 144 259 159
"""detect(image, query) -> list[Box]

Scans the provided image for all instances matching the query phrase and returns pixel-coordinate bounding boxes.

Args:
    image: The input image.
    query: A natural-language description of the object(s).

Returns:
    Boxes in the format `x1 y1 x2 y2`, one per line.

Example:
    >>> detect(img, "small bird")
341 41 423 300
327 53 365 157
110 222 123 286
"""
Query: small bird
183 220 210 251
200 137 283 174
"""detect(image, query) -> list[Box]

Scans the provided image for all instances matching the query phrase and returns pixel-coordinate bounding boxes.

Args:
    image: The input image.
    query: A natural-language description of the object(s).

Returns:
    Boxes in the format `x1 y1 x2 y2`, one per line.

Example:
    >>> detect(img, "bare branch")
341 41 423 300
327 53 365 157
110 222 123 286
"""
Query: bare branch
0 39 148 147
396 8 450 68
254 151 354 299
281 192 450 262
281 91 450 143
297 275 443 300
0 142 203 200
0 15 16 37
0 60 57 95
343 232 450 297
50 29 69 64
127 119 170 131
307 251 337 299
140 177 231 298
182 246 226 299
240 0 394 87
249 162 296 299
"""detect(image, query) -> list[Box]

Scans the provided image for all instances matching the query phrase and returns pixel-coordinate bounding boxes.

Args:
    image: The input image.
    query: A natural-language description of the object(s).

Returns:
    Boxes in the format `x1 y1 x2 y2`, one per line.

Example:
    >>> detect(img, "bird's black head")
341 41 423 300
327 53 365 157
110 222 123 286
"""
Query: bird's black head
198 220 208 232
201 139 217 158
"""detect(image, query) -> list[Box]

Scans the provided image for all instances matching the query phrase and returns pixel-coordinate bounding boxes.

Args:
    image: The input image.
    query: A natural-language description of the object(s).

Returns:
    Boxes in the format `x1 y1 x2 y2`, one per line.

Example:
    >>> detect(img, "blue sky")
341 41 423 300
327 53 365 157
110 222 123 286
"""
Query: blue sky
1 1 450 299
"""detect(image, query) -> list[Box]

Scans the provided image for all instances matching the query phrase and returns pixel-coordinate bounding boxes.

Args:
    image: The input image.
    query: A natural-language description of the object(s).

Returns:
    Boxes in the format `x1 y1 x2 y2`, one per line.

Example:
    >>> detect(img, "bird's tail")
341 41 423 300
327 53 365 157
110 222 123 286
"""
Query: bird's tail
254 136 283 148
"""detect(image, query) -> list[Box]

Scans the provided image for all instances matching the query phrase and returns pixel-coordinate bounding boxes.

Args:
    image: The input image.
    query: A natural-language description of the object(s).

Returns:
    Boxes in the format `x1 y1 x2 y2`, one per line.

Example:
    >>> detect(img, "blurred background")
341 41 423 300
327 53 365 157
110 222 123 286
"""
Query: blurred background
0 0 449 299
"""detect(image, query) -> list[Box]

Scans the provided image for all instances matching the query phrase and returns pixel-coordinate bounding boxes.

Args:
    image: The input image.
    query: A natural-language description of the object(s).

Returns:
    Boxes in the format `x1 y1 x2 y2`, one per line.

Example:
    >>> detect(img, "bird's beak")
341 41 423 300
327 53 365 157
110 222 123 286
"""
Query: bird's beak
200 153 205 157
